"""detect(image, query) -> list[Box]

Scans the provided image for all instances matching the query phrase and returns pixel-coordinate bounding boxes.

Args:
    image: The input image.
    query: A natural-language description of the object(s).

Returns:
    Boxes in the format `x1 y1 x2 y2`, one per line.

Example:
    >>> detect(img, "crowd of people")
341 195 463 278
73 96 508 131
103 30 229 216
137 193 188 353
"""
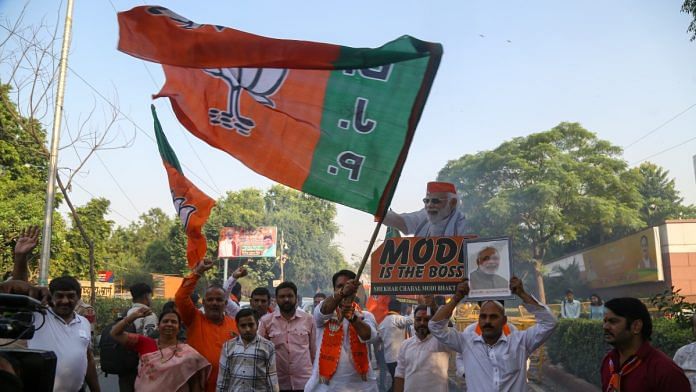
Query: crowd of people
1 182 695 392
3 261 695 391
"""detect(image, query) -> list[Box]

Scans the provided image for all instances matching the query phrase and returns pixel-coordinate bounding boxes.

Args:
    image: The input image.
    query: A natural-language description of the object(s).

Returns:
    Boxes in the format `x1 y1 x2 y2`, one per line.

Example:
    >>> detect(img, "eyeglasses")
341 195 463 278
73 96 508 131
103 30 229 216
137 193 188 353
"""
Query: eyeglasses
422 198 444 205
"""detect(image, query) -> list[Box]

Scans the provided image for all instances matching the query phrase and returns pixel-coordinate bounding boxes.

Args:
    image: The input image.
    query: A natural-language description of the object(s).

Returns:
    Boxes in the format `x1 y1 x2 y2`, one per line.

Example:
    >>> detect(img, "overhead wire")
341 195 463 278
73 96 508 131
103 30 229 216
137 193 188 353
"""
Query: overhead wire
71 181 134 223
623 102 696 149
0 22 225 200
95 153 142 215
630 134 696 165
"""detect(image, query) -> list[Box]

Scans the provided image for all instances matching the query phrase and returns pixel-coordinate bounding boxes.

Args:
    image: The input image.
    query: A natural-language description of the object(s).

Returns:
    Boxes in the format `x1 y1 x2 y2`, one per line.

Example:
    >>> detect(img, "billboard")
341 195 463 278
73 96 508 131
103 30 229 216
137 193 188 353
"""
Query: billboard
546 227 663 289
218 226 277 258
370 235 477 295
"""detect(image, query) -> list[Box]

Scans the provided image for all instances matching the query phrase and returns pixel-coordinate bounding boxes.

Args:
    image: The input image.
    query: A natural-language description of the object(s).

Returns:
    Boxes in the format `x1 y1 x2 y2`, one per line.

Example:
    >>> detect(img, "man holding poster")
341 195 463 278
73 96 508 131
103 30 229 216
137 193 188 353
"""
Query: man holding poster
428 277 557 392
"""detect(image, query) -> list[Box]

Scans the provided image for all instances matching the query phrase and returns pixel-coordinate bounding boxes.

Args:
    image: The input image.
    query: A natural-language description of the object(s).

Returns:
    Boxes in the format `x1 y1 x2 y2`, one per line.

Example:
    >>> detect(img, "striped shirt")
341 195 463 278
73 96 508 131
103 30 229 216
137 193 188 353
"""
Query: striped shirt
217 335 279 392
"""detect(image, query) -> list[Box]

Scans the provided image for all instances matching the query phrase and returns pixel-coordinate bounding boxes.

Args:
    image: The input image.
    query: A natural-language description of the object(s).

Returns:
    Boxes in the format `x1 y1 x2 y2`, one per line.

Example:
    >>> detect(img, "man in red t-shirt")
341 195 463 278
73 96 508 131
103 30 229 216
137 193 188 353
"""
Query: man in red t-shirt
175 259 238 392
601 297 689 391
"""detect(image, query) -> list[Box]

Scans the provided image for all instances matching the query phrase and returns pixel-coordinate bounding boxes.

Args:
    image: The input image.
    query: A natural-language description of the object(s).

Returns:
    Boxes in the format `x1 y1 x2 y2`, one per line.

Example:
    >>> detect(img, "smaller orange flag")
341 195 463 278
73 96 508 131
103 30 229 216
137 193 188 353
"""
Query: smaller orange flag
366 295 392 324
152 105 215 268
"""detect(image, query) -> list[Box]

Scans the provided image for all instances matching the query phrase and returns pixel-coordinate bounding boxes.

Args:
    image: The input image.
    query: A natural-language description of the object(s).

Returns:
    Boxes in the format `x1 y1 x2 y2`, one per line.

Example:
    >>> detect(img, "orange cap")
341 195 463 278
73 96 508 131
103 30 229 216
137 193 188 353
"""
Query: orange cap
427 181 456 194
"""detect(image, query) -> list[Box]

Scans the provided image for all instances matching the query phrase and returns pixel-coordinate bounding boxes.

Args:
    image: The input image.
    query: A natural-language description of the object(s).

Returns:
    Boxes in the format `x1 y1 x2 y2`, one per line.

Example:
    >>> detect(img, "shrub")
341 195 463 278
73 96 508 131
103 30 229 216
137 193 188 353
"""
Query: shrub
546 318 693 386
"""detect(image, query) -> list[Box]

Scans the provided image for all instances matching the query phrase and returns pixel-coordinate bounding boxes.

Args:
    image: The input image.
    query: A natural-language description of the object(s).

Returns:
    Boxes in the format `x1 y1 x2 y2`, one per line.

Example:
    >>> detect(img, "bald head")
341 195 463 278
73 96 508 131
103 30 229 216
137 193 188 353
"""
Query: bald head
480 300 505 316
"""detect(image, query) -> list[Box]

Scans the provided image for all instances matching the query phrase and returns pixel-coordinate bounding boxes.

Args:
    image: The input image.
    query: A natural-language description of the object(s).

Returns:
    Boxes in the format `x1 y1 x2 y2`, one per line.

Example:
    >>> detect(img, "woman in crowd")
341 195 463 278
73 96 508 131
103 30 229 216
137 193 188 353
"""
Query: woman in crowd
589 293 604 320
110 306 210 391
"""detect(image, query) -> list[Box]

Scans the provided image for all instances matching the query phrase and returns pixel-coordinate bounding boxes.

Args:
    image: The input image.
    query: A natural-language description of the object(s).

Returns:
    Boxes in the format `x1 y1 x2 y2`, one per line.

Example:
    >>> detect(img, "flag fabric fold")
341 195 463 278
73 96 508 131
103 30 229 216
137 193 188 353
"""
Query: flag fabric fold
152 105 215 268
120 6 442 218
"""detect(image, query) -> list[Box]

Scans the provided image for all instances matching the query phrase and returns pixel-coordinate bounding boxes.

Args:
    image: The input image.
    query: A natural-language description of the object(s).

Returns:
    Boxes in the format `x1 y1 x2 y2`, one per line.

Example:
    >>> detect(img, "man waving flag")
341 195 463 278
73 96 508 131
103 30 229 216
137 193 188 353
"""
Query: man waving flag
152 105 215 268
119 6 442 218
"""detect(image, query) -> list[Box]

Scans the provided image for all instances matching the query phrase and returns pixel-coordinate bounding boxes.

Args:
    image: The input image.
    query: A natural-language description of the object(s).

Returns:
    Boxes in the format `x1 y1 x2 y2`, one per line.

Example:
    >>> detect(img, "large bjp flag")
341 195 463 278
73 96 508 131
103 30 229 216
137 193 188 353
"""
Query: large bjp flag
118 6 442 217
152 105 215 269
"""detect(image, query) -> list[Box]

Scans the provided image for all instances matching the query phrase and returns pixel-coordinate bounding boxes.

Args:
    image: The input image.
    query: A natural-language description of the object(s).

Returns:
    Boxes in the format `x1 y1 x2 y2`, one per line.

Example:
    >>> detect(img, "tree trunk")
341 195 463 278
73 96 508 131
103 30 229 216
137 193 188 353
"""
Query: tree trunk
534 259 547 304
57 176 97 306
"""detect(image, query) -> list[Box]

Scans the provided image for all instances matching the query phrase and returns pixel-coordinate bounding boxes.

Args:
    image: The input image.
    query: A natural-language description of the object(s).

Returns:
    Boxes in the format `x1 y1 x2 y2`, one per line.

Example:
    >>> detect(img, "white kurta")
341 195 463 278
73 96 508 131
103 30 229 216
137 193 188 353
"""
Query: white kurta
429 301 557 392
395 209 467 237
304 302 379 392
394 334 452 392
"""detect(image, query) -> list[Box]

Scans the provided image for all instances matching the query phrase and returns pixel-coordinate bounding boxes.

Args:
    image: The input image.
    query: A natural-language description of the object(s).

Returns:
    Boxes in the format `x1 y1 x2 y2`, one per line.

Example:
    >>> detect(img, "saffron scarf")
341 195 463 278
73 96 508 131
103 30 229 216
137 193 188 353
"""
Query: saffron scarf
606 356 642 392
319 303 369 384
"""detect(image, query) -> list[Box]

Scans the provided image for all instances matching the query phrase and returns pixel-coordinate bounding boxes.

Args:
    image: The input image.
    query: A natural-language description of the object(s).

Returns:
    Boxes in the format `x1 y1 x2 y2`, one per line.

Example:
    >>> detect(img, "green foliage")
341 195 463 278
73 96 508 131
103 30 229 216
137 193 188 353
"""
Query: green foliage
546 319 607 385
547 318 694 386
438 123 644 296
0 83 67 277
683 0 696 41
54 198 114 278
649 286 696 328
263 185 347 295
634 162 696 226
544 263 591 303
203 186 348 295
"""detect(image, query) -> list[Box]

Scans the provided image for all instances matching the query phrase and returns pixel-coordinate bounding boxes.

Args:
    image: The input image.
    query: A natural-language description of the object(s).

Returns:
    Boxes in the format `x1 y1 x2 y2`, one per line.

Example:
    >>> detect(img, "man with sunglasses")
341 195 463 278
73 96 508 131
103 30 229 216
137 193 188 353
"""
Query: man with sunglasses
383 182 467 237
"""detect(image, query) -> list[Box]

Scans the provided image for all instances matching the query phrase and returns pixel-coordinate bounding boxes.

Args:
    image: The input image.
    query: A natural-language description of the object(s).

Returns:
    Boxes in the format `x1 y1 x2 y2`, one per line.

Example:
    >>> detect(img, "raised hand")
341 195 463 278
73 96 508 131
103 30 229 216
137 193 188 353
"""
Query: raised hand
129 306 152 321
232 266 248 279
509 276 525 296
15 226 39 256
340 279 360 298
193 259 215 275
453 279 470 301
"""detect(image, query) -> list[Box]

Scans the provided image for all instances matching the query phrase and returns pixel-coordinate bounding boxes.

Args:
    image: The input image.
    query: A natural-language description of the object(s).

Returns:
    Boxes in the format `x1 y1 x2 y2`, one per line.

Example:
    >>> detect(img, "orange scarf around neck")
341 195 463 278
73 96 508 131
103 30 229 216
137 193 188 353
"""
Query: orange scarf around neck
319 303 369 384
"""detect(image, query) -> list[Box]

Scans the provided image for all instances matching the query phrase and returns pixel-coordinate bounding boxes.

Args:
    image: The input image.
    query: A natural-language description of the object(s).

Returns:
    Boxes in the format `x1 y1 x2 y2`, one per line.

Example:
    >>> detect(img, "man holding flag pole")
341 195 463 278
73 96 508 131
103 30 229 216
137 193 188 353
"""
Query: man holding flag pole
119 6 443 390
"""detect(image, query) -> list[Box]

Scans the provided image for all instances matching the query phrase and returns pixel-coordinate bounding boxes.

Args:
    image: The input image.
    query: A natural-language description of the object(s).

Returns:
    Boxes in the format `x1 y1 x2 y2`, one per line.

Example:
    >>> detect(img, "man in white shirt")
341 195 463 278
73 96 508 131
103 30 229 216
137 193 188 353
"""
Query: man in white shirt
560 289 581 319
383 181 467 237
673 313 696 390
394 305 452 392
27 276 101 392
223 265 248 317
378 298 413 391
305 270 380 391
429 276 557 392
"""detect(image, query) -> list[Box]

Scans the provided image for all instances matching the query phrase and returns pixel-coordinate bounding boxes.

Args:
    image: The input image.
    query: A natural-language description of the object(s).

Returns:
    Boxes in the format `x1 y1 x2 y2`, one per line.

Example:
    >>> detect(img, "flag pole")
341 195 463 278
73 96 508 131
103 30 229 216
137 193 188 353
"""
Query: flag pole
39 0 75 286
355 220 382 282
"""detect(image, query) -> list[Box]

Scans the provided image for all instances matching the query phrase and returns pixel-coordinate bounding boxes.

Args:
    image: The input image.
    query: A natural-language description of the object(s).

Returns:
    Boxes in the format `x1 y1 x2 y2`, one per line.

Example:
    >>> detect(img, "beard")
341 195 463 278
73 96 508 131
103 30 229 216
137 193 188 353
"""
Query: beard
480 262 499 275
426 206 453 224
279 301 296 313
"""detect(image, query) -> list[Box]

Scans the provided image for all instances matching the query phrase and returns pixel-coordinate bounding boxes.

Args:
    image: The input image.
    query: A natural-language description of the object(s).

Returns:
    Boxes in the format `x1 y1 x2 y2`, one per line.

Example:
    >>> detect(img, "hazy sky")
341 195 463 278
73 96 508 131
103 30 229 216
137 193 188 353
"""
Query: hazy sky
2 0 695 266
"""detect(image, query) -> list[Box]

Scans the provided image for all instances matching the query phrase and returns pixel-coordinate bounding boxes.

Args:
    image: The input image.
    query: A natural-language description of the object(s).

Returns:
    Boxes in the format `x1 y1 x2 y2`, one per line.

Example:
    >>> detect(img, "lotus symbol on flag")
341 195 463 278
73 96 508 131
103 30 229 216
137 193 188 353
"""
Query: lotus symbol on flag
172 193 196 229
204 67 288 136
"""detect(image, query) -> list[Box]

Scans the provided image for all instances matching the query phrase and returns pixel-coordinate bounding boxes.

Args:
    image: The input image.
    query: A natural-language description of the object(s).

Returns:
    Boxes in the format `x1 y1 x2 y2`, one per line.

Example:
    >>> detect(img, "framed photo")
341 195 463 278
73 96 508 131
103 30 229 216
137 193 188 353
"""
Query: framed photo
465 237 513 300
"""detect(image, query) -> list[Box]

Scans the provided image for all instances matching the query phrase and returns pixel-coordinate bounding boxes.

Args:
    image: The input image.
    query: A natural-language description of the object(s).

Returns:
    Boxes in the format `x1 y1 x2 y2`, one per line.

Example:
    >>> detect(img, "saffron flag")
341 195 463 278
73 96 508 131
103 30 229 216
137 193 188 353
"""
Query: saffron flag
152 105 215 268
118 6 442 218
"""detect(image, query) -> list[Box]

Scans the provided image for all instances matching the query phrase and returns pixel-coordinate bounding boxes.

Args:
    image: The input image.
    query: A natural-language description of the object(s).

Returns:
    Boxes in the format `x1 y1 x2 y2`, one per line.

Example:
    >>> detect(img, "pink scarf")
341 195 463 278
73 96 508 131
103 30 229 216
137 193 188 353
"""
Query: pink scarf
134 343 211 392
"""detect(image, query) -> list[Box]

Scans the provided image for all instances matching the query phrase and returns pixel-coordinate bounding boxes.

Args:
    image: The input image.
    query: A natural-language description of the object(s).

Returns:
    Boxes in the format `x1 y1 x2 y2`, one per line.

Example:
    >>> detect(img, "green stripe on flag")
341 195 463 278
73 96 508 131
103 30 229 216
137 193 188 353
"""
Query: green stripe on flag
152 105 183 173
302 38 430 214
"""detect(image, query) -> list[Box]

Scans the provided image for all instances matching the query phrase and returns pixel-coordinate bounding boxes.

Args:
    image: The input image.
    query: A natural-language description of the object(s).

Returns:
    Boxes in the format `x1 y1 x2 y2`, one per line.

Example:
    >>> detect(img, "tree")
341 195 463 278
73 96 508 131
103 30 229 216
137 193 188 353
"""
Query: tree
1 9 130 304
0 83 69 277
683 0 696 41
634 162 696 226
438 122 644 301
56 198 114 278
264 185 347 295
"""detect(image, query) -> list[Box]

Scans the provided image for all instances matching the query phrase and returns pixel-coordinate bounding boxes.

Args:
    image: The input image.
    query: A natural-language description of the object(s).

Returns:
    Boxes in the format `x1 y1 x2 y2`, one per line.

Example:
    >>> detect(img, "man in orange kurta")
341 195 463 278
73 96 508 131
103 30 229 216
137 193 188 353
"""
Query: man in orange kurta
175 259 238 392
